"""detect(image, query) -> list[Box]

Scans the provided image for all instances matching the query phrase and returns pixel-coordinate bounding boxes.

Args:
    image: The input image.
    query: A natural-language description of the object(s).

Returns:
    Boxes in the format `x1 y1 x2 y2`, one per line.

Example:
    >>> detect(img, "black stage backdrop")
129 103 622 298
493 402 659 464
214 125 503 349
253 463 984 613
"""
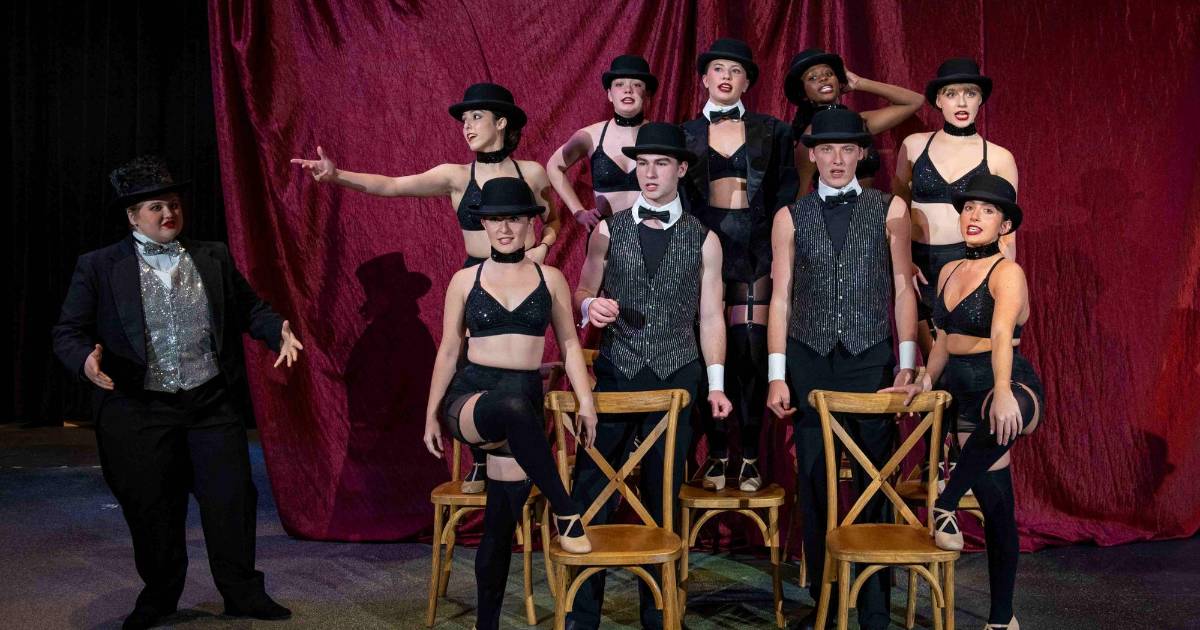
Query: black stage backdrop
9 0 227 425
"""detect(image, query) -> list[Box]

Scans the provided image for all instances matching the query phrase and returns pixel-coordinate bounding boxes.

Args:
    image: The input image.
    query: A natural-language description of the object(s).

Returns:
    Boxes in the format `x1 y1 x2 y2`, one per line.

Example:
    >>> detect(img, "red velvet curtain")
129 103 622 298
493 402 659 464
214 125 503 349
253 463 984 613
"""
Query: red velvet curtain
207 0 1200 548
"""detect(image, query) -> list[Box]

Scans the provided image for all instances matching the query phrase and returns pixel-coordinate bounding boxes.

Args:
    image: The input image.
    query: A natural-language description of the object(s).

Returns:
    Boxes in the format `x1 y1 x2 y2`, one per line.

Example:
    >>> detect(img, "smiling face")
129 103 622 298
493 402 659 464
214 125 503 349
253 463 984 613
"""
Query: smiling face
127 193 184 243
607 78 648 118
461 109 507 152
702 59 750 105
635 154 688 205
802 63 842 103
481 215 533 253
935 83 984 128
959 200 1012 246
809 143 864 189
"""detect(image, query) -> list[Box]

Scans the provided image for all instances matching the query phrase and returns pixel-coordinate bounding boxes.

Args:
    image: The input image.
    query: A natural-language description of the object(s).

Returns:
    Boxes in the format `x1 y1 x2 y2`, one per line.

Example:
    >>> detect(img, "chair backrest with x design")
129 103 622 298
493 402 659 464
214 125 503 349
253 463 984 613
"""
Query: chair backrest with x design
545 389 690 531
807 390 951 533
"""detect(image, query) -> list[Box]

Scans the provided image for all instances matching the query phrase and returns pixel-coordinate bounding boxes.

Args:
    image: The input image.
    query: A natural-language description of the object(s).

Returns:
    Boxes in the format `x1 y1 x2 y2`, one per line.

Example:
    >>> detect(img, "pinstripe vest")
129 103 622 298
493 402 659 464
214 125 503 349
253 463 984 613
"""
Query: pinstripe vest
600 209 708 379
788 189 893 355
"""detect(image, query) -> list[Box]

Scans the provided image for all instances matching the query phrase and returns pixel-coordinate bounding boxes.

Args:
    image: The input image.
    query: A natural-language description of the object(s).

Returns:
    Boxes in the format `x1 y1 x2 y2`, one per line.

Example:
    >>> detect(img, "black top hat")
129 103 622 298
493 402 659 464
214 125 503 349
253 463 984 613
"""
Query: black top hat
697 38 759 85
924 58 993 107
800 108 872 147
107 155 191 211
951 174 1023 231
469 177 544 217
448 83 528 130
784 49 848 105
620 122 697 164
602 54 659 94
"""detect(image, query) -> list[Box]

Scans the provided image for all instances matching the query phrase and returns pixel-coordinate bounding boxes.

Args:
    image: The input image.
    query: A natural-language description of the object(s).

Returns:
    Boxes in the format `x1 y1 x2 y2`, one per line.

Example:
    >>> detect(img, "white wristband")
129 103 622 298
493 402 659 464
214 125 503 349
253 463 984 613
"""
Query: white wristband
580 297 595 325
899 341 918 370
768 353 787 382
707 364 725 392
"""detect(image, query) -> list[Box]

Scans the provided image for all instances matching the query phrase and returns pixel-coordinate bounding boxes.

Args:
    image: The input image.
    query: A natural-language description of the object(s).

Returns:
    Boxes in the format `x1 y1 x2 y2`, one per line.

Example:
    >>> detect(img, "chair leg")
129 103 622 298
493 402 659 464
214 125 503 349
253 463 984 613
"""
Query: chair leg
439 520 457 597
815 552 833 630
944 560 955 630
679 506 691 616
553 563 568 630
906 566 918 629
932 562 944 630
426 504 444 627
770 506 784 628
541 504 556 601
662 559 680 630
836 561 851 630
522 504 536 625
799 544 808 588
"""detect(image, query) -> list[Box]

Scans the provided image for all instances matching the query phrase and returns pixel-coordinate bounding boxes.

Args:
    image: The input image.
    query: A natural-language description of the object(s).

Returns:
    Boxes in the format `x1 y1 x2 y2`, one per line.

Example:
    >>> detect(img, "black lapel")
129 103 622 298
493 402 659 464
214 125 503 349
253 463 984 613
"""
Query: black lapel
110 237 146 363
185 240 226 352
682 117 710 204
744 113 771 207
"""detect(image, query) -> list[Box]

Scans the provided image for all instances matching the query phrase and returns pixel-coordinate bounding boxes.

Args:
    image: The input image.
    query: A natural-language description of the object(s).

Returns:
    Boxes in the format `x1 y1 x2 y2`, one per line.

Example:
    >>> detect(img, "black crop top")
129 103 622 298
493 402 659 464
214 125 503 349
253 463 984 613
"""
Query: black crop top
708 144 747 180
456 159 528 231
464 261 552 337
910 132 988 204
932 258 1023 339
590 121 641 193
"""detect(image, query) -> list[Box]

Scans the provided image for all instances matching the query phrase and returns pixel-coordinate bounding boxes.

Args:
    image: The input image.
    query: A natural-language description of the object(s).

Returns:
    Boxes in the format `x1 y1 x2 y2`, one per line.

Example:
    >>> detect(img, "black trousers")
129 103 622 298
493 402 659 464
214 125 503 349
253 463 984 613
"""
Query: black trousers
95 375 265 612
567 356 702 630
787 339 896 630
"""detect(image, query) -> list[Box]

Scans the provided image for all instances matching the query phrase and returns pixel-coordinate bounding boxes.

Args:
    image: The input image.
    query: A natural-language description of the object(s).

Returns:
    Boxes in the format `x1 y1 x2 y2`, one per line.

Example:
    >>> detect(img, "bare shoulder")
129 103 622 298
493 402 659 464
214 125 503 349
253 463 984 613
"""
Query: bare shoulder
902 130 935 151
540 263 567 286
991 257 1027 284
517 159 550 179
986 140 1015 165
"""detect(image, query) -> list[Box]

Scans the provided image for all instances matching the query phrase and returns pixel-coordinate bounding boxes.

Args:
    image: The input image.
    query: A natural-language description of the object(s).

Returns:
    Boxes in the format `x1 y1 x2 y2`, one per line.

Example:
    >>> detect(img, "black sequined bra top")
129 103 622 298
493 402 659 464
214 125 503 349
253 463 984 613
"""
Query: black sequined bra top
708 144 747 180
910 132 988 204
464 261 552 337
456 159 528 231
932 258 1023 339
590 121 641 193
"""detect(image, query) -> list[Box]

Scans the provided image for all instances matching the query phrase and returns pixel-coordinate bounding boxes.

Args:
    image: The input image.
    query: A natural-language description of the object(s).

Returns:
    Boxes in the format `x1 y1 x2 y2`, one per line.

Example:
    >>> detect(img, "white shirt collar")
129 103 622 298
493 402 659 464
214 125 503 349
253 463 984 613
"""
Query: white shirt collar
817 177 863 200
702 99 746 121
632 193 683 228
131 230 182 277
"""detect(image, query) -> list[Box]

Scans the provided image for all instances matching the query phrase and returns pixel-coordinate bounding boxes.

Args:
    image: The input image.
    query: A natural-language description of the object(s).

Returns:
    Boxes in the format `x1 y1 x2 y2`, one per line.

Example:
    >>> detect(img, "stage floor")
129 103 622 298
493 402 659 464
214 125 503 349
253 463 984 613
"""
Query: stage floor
2 424 1196 629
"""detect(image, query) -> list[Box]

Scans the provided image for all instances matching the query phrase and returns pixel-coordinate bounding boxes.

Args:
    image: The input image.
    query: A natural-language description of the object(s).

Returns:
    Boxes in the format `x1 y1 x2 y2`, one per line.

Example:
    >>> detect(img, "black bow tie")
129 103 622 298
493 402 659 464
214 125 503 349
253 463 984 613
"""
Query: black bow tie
638 206 672 223
140 240 182 256
708 107 742 123
821 190 858 209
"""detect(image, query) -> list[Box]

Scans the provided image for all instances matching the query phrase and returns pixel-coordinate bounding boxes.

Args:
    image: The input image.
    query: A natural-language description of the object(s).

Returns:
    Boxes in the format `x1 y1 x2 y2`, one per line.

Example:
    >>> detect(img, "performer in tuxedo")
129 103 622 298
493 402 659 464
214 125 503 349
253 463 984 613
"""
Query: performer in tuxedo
766 109 917 630
571 123 732 629
681 37 799 493
292 81 560 494
53 156 304 630
547 54 657 228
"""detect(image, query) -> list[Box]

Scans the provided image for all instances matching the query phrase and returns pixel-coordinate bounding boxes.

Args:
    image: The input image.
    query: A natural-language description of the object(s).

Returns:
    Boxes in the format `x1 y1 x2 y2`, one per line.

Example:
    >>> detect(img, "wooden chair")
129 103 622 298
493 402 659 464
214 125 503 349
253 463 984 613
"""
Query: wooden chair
544 389 690 630
426 438 542 626
807 390 958 630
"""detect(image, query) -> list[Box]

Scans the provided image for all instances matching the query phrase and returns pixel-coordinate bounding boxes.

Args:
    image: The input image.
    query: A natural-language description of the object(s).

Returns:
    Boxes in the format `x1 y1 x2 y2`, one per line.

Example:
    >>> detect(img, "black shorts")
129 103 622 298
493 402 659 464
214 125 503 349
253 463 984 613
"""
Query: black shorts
938 350 1044 433
440 362 542 457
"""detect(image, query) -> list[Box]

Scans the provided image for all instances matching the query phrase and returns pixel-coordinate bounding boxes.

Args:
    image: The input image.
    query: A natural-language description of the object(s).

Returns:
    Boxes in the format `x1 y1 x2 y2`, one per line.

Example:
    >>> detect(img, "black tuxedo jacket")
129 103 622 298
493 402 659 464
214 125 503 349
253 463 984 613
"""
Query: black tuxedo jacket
680 111 800 216
52 235 284 414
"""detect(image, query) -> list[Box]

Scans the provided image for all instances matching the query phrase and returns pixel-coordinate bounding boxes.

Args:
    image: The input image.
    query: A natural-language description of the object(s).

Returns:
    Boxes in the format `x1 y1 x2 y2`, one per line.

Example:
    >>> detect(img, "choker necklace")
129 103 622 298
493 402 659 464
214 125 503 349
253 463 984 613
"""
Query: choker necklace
613 111 644 127
490 247 525 263
476 148 512 164
814 102 847 112
964 240 1001 259
943 121 977 137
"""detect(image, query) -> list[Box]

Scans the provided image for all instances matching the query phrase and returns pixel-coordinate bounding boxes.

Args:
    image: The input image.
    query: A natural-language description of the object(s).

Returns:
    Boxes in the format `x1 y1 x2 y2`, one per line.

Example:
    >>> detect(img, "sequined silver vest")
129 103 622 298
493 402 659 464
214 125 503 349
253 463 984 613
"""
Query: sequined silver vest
600 209 708 379
787 189 893 355
139 252 220 392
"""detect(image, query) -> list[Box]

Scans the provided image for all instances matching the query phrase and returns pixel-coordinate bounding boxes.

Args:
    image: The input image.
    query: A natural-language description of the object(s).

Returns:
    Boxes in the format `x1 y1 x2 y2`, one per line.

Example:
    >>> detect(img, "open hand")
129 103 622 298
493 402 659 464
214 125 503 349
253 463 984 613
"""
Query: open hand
989 388 1023 446
845 70 862 91
423 417 445 459
574 405 599 449
83 344 114 390
273 320 305 368
290 145 337 183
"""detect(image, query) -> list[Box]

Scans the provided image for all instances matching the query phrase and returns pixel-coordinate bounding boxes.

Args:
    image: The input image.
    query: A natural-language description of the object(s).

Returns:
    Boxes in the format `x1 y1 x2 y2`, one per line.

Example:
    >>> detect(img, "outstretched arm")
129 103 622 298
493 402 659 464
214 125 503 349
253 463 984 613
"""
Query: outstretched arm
291 145 457 198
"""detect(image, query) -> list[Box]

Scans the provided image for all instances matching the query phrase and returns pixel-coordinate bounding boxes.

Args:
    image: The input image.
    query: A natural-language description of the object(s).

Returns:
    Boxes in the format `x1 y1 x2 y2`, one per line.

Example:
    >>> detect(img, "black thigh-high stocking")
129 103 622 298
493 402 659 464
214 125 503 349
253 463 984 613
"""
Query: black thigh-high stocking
707 323 768 460
470 392 581 519
972 467 1019 625
475 479 531 630
935 424 1014 511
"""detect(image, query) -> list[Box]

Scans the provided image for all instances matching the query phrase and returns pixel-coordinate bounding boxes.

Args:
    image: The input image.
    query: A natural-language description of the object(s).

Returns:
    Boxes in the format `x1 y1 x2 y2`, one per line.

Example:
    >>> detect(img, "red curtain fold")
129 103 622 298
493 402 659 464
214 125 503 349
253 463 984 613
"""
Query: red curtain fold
207 0 1200 548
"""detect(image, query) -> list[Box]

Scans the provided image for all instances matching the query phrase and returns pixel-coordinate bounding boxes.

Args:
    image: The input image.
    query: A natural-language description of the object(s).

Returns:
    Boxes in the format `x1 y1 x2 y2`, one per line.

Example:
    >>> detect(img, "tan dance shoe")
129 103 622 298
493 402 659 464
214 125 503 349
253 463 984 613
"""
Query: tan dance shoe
738 458 762 492
461 461 486 494
702 457 728 491
985 618 1019 629
555 514 592 554
932 507 964 551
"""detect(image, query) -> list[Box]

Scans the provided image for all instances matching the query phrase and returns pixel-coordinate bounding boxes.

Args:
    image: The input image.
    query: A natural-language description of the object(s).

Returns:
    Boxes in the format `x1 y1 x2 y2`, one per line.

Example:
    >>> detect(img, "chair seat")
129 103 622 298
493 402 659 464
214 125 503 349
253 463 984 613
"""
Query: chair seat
896 480 981 510
678 481 786 508
431 480 540 507
827 524 959 563
548 524 682 565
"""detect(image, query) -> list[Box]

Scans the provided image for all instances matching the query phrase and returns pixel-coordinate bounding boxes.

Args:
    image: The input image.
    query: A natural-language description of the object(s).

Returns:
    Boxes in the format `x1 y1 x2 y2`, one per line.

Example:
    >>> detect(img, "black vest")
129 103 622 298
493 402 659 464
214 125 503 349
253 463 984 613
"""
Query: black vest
788 188 894 355
600 209 708 379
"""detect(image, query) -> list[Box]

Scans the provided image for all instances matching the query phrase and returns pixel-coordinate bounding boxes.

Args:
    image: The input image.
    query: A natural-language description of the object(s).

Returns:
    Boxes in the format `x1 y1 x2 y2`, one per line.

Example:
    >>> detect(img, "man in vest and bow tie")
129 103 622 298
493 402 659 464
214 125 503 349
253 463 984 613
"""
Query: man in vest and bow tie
766 109 918 630
52 155 304 630
571 123 732 630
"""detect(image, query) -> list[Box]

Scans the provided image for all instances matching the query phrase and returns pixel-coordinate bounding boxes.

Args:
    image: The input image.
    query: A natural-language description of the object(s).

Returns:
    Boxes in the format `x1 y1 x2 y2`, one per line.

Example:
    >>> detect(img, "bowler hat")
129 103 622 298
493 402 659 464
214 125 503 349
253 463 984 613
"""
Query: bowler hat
448 83 527 130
